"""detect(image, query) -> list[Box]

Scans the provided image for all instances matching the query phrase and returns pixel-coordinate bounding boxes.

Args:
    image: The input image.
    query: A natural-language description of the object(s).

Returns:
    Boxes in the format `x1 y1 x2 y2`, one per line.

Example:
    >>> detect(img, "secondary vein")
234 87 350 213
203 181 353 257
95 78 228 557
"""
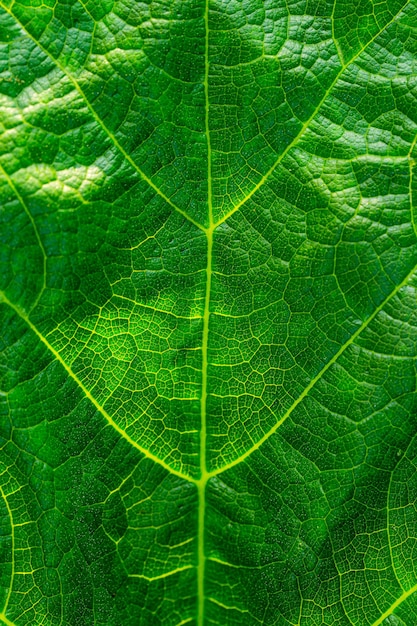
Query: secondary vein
0 292 194 484
213 0 411 228
0 2 206 234
371 583 417 626
209 259 417 477
0 485 14 621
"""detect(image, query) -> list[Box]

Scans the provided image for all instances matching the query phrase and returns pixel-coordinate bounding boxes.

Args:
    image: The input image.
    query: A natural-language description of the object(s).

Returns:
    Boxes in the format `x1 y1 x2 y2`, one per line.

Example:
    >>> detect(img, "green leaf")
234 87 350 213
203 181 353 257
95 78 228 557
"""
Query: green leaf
1 0 417 624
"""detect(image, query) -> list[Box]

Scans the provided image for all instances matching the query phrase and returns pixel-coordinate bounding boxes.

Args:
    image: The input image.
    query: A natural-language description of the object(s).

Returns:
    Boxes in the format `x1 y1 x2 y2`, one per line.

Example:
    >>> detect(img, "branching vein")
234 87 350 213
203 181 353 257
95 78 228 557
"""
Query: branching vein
0 2 206 234
0 291 194 484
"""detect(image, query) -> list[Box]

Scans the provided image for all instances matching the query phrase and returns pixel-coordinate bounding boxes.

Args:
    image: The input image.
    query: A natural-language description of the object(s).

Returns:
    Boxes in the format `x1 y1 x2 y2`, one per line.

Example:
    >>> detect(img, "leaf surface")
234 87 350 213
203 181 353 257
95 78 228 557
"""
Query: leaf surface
1 0 417 624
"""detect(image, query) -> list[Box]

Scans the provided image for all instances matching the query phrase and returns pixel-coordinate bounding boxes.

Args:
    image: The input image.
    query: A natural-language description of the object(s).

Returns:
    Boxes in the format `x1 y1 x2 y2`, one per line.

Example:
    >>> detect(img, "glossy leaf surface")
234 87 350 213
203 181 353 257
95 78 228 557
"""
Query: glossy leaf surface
1 0 417 624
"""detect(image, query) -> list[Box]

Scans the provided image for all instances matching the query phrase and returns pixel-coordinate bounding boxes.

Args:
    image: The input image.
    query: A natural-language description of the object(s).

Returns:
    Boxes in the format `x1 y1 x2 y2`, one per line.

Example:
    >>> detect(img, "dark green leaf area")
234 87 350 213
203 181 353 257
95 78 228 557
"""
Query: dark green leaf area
1 0 417 625
0 303 197 625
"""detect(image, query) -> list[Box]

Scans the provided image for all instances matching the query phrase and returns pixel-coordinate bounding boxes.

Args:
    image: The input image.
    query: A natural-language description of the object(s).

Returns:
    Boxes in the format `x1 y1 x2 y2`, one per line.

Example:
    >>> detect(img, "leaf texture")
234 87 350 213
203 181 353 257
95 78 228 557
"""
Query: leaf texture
1 0 417 624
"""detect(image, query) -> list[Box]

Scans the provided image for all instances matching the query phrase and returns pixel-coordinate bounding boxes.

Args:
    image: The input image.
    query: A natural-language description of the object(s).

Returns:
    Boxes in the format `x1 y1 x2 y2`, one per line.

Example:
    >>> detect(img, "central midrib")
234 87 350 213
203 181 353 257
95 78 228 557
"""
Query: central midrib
197 0 212 624
197 226 211 625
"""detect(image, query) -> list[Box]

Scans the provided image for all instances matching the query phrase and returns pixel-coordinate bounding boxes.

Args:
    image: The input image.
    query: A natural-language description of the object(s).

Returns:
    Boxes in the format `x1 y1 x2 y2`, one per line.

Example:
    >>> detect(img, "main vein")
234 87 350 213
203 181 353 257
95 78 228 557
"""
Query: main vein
197 2 213 624
197 226 211 626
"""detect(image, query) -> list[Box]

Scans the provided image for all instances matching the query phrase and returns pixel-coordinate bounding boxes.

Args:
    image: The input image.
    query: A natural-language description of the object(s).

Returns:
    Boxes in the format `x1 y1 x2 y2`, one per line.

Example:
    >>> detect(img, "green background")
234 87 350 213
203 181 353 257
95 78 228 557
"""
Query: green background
1 0 417 624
